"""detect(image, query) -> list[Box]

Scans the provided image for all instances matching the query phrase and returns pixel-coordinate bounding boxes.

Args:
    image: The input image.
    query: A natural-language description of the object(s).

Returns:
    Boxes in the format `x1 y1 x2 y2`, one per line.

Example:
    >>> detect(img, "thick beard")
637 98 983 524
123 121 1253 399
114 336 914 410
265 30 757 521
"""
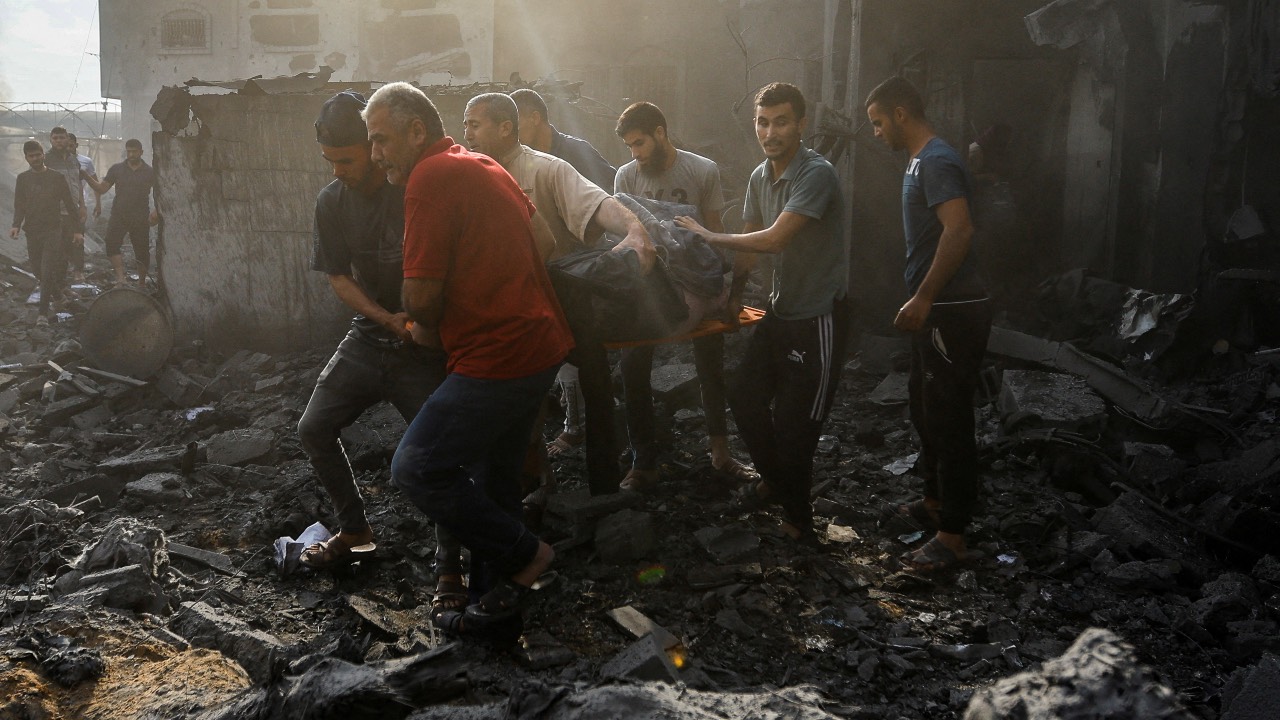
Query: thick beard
639 143 668 176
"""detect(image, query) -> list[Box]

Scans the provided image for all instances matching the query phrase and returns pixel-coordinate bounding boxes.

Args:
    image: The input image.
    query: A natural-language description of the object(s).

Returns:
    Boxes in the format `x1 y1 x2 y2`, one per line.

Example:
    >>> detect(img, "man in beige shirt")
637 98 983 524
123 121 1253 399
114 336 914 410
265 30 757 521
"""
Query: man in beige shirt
463 92 653 497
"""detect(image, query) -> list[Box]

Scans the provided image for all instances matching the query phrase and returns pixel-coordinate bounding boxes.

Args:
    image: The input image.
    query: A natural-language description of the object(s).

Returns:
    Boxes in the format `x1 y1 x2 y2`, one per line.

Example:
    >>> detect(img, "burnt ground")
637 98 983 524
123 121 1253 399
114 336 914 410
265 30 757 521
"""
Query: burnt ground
1 251 1278 719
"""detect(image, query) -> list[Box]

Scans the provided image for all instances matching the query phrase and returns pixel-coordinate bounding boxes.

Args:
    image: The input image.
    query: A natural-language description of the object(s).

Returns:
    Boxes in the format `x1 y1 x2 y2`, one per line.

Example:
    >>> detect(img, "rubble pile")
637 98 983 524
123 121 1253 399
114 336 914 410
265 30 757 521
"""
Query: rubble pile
2 255 1279 719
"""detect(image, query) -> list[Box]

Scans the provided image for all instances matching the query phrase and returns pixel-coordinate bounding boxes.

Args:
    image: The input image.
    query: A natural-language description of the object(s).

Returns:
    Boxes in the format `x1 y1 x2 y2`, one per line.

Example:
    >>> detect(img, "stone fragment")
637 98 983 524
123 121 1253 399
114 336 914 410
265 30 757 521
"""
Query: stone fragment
62 563 167 613
713 607 756 638
70 403 114 431
100 443 203 473
125 472 189 504
206 428 274 466
1105 559 1182 593
869 372 910 405
607 606 680 650
600 634 680 683
170 601 287 680
693 527 760 564
156 367 204 406
685 563 762 590
518 630 575 670
964 628 1193 719
649 362 698 400
595 509 654 562
998 369 1106 432
546 487 640 525
1221 655 1280 720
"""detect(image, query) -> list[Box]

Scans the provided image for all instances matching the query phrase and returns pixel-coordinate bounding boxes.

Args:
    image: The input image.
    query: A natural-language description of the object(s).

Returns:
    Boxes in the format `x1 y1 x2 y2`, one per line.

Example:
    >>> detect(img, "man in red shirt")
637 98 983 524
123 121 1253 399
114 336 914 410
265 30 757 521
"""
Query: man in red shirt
366 82 570 634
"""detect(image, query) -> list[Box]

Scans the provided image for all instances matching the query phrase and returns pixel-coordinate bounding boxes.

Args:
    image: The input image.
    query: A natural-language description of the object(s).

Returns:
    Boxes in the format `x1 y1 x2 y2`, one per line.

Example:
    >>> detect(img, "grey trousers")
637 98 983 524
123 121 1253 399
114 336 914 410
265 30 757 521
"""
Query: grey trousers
297 330 446 531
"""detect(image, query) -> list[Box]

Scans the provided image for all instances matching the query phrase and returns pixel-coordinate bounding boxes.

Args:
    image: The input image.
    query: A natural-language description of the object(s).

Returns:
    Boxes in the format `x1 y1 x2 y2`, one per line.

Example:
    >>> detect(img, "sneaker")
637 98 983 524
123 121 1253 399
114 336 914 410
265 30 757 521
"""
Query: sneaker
35 314 49 327
26 289 41 305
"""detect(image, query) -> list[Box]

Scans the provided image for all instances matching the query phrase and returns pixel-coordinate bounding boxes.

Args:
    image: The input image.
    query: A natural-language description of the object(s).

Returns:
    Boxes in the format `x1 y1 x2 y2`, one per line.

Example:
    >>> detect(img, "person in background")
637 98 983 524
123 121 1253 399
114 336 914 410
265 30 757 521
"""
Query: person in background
10 139 83 326
82 139 159 289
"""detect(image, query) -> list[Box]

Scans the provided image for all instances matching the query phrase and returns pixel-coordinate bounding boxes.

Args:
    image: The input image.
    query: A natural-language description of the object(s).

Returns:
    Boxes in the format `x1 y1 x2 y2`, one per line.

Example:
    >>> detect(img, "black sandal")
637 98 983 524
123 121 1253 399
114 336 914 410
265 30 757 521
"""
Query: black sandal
430 572 468 622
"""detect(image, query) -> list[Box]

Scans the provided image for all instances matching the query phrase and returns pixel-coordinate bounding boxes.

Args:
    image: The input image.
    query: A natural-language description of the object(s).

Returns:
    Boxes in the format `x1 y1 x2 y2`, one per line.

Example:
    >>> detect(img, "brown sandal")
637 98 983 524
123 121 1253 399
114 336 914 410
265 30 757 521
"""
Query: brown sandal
546 431 583 457
619 467 659 492
712 457 760 483
431 573 469 620
299 532 376 570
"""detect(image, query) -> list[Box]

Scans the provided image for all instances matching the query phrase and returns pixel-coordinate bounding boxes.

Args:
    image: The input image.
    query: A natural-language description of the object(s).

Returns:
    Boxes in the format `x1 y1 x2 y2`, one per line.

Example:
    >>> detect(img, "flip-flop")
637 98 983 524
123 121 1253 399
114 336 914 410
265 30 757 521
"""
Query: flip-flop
299 534 376 570
712 457 760 483
899 536 976 575
619 467 659 492
732 480 778 513
546 432 583 458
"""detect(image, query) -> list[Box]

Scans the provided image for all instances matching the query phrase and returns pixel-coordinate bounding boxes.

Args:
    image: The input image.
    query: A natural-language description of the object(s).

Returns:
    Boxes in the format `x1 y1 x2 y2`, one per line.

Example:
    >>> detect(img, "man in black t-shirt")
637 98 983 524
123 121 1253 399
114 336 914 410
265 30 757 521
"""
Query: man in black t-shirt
10 140 83 325
293 91 447 573
82 138 158 288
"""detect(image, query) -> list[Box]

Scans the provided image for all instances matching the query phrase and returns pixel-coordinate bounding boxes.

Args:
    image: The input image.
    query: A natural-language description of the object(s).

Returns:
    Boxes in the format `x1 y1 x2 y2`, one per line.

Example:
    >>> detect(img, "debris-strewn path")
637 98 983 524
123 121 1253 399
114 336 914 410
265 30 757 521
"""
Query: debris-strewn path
1 254 1275 718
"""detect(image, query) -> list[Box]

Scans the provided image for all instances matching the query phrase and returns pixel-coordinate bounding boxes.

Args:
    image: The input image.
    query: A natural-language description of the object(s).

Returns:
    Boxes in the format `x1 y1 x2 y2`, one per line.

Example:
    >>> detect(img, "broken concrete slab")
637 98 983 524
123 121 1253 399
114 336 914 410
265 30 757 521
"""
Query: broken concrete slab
1105 559 1182 593
869 372 910 406
1220 655 1280 720
168 542 242 577
595 509 655 562
546 487 641 525
987 326 1168 420
685 563 762 590
70 403 114 431
156 367 204 406
38 473 128 508
125 472 190 504
205 428 274 466
170 601 287 681
518 630 575 670
998 369 1106 433
600 634 680 683
100 442 206 473
42 394 100 425
693 527 760 564
607 606 681 650
964 627 1193 719
61 564 168 614
1092 492 1210 582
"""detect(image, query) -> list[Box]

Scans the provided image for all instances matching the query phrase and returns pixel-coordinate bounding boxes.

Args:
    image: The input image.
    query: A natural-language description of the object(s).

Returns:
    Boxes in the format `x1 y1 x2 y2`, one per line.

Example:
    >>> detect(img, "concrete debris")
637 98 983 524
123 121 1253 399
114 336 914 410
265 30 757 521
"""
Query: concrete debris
599 634 681 683
964 627 1194 719
205 428 274 466
169 601 287 681
606 605 681 650
998 369 1106 432
595 508 655 562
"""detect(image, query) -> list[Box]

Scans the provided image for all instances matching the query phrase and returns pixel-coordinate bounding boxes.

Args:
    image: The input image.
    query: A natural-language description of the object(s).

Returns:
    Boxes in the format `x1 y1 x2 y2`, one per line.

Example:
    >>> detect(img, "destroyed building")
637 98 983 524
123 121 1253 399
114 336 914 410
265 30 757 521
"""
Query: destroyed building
1 0 1280 718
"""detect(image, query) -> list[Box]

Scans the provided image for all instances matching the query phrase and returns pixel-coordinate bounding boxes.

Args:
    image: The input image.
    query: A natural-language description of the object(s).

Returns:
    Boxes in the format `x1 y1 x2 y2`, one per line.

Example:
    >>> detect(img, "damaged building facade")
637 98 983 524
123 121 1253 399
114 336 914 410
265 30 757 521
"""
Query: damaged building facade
95 0 1280 352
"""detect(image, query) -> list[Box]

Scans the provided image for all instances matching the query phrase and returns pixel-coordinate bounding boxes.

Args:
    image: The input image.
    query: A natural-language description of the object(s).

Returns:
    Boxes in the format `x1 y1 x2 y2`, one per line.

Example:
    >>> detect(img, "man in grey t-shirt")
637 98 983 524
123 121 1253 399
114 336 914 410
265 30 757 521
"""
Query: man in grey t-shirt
676 83 850 542
614 101 757 491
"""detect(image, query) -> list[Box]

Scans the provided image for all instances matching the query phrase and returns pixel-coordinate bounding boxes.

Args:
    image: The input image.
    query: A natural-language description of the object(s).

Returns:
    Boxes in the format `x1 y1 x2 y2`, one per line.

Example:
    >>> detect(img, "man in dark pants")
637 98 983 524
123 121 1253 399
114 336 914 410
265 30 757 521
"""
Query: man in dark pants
293 91 447 570
511 87 617 460
44 127 86 292
614 100 757 490
676 82 850 541
866 75 991 572
367 82 569 632
81 139 159 288
10 140 83 325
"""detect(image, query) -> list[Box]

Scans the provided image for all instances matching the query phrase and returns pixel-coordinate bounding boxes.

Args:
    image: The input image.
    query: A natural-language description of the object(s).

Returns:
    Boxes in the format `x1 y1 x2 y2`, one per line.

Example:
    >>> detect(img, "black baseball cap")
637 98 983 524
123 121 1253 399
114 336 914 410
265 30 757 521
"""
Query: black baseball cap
315 90 368 147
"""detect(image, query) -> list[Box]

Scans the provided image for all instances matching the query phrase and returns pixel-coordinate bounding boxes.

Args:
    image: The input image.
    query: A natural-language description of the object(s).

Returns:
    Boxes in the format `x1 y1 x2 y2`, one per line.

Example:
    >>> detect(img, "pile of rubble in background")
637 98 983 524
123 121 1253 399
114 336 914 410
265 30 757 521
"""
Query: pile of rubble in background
2 252 1280 719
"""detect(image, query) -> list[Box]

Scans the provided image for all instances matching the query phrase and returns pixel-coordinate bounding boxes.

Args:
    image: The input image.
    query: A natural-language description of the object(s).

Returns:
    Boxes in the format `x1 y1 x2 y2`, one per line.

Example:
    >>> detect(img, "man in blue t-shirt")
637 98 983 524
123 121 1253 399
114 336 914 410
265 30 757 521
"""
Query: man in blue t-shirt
676 82 850 543
866 76 991 574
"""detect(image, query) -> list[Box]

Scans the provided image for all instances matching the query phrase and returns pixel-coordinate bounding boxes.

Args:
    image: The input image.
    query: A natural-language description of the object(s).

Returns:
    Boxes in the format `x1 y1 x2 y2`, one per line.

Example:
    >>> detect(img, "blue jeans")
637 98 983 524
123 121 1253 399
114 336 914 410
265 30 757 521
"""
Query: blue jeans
391 363 559 578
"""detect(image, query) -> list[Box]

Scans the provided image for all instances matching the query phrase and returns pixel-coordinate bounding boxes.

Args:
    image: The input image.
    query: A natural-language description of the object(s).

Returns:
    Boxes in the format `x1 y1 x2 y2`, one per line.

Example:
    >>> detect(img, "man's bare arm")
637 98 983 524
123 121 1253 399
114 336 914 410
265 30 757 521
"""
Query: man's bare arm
81 170 112 196
592 197 655 273
329 274 412 343
675 211 810 254
402 277 446 348
894 197 974 332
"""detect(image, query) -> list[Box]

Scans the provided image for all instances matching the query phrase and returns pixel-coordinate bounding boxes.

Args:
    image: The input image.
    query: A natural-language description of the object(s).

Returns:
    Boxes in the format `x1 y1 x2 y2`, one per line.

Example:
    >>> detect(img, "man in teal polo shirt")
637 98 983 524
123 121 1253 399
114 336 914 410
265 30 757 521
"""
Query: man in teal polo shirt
676 82 850 541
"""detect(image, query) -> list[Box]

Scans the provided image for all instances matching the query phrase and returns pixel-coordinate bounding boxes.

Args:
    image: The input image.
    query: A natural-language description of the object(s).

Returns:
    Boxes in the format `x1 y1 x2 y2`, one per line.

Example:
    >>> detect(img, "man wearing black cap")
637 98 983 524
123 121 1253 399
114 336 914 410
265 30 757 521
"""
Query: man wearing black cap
295 90 447 570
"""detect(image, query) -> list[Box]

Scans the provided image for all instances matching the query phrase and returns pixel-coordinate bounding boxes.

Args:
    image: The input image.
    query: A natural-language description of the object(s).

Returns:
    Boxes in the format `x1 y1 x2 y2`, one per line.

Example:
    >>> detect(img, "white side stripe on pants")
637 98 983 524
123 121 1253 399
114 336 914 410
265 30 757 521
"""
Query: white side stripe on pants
810 312 834 421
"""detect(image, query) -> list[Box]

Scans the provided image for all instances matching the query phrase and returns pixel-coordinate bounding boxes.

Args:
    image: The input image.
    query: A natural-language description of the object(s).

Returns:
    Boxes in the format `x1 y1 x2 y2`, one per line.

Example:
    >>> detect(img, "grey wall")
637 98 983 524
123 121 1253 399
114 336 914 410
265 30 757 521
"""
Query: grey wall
154 93 345 351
